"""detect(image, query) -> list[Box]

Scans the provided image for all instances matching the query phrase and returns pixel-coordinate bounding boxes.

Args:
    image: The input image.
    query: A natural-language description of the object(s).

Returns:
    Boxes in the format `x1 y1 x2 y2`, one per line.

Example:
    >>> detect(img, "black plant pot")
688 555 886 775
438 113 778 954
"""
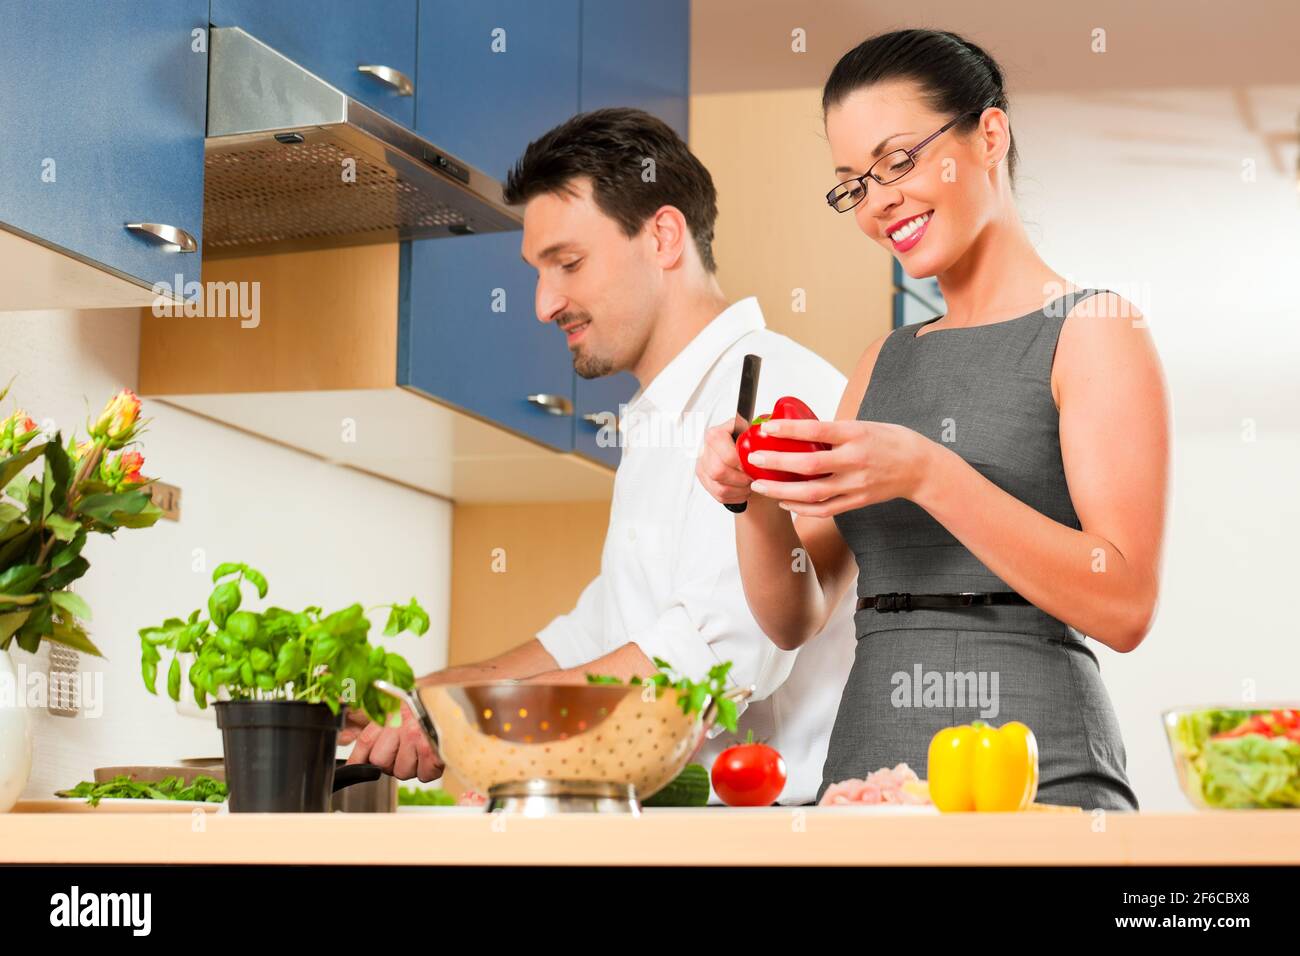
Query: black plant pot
215 700 381 812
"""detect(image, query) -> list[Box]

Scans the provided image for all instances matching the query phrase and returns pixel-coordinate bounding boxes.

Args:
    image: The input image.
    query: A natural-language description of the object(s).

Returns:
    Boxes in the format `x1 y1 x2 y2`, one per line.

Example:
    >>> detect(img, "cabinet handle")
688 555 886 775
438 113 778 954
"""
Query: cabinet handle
582 411 617 428
124 222 197 253
357 64 414 96
526 393 574 416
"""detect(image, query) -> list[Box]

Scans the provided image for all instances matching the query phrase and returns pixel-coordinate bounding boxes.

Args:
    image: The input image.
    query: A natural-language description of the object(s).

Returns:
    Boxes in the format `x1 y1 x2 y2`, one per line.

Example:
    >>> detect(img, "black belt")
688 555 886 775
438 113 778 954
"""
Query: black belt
857 591 1031 613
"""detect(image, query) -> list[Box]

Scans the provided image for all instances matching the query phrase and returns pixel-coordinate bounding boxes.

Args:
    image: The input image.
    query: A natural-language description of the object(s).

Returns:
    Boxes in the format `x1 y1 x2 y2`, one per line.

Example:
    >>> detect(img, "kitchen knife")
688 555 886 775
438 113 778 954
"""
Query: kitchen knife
724 353 762 514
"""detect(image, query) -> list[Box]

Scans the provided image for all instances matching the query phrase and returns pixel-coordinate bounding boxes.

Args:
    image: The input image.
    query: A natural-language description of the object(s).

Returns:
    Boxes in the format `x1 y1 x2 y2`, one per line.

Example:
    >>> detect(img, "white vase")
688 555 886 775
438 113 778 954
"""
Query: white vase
0 648 33 812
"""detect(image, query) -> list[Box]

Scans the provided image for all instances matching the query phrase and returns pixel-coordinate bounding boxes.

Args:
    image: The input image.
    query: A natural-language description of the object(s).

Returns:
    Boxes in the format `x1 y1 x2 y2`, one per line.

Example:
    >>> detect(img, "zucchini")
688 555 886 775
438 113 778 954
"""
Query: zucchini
642 763 710 807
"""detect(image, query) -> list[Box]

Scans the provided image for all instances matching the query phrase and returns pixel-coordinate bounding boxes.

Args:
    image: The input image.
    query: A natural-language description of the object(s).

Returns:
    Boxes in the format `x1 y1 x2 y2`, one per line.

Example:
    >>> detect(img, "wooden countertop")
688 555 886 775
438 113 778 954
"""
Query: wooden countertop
2 807 1298 866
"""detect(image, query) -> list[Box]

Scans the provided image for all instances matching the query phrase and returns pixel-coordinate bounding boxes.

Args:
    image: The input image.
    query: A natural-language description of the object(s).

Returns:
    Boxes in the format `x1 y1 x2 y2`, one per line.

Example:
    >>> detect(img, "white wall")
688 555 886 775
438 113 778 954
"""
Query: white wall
1012 87 1300 810
0 307 452 799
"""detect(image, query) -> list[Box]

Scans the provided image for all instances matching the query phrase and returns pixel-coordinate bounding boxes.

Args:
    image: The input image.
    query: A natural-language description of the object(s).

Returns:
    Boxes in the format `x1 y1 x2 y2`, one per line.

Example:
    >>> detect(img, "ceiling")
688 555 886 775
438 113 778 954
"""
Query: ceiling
691 0 1300 95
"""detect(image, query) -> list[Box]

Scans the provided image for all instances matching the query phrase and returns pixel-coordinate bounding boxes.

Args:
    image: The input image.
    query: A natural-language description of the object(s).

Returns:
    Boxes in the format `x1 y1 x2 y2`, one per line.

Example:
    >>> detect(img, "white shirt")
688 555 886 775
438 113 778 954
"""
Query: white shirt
536 296 858 804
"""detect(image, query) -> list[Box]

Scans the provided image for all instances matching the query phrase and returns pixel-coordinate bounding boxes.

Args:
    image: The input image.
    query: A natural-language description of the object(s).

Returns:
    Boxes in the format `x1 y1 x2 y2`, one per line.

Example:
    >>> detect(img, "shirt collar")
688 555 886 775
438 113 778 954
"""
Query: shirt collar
625 296 765 423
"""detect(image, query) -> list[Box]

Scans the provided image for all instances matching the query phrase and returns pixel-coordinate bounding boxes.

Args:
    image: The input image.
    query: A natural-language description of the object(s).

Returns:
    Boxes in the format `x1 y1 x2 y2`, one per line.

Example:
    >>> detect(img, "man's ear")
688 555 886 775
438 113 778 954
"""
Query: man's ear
646 204 689 270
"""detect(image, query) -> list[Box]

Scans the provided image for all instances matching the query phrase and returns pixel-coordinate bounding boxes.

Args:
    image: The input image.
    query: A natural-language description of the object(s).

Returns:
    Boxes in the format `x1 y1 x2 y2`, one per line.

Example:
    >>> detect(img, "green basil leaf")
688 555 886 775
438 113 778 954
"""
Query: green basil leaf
211 562 244 583
226 610 258 644
142 657 158 695
242 567 268 599
208 580 240 629
167 655 181 701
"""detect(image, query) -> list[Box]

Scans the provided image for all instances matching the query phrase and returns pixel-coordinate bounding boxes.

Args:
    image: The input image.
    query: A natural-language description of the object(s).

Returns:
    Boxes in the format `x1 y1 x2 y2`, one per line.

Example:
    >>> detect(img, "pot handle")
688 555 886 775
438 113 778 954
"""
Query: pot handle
332 762 383 792
372 679 440 749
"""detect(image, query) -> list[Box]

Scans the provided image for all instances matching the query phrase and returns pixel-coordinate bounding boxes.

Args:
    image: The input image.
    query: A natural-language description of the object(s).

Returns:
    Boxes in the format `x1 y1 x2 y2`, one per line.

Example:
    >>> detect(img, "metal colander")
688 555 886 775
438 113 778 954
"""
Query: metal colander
376 680 750 811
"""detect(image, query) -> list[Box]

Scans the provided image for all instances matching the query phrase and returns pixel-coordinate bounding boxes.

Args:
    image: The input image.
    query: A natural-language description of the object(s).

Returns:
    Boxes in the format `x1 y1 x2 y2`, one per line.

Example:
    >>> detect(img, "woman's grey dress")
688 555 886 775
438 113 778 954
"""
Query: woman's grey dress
823 288 1140 810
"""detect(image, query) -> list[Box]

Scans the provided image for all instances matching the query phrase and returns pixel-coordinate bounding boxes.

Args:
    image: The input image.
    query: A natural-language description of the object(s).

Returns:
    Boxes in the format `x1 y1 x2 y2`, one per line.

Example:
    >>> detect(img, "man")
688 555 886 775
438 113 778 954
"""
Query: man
344 107 856 804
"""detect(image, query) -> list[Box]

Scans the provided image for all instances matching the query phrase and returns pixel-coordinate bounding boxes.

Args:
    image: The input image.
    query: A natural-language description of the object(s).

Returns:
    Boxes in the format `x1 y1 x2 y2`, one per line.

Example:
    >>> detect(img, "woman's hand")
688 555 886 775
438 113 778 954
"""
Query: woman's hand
695 413 754 507
744 418 940 518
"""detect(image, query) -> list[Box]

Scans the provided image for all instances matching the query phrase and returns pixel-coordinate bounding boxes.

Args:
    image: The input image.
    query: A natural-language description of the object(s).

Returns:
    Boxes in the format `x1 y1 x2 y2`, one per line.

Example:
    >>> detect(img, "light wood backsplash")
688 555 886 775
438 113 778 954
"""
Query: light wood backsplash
448 501 610 665
139 243 400 394
689 86 894 375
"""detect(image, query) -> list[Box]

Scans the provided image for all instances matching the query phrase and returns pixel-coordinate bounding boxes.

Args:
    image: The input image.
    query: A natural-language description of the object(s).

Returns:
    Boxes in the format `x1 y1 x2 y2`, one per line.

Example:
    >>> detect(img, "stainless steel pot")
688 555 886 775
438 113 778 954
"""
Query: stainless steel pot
331 760 398 812
180 756 397 812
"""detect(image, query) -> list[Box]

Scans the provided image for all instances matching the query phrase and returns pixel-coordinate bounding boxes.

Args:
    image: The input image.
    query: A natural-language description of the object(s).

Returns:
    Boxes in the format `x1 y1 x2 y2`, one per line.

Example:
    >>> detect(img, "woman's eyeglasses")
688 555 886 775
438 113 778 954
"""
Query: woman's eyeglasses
826 108 988 214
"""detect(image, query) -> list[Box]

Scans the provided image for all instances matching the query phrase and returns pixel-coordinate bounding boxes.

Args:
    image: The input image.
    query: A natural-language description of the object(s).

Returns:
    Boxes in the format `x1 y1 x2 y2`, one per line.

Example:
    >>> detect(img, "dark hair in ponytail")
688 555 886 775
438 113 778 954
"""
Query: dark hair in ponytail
822 29 1018 186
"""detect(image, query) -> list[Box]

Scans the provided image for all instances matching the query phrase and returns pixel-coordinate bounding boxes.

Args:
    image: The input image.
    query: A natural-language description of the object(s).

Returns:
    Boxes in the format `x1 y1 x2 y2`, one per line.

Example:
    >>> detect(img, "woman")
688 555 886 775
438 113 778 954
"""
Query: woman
696 29 1169 809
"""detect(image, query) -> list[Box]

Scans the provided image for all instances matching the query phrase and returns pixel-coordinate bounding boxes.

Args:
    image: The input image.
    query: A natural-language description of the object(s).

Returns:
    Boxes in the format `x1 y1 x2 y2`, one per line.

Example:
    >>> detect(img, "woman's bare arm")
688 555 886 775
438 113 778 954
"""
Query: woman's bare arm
731 334 888 649
909 293 1170 651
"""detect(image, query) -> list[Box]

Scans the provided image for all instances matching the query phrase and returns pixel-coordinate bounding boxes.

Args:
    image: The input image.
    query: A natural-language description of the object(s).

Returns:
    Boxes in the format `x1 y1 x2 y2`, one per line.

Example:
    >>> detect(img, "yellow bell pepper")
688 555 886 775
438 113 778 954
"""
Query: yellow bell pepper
927 720 1039 812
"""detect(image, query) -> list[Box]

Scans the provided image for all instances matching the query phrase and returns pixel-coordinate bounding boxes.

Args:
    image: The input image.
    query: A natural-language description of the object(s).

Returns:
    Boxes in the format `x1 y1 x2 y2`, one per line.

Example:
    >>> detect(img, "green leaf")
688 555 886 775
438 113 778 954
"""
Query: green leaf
174 621 206 653
0 442 45 490
49 589 92 622
274 640 307 684
226 610 259 644
714 697 739 734
211 562 244 582
167 655 181 701
243 567 268 599
75 490 150 523
192 677 207 710
249 647 273 672
142 656 159 695
0 610 31 646
109 499 163 529
49 619 102 657
384 598 431 637
139 618 186 647
49 528 87 570
0 563 41 595
0 524 35 568
208 580 240 629
0 501 23 532
44 433 70 514
43 555 88 590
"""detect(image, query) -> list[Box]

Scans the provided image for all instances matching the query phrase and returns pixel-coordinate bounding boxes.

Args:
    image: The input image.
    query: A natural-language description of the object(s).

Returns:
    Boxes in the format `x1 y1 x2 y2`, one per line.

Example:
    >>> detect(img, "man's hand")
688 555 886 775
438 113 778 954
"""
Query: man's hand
342 702 444 782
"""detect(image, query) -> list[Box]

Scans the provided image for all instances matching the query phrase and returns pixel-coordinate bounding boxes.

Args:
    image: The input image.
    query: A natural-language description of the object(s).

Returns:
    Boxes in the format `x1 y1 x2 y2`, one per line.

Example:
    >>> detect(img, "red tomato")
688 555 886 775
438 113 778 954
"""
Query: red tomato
711 738 788 807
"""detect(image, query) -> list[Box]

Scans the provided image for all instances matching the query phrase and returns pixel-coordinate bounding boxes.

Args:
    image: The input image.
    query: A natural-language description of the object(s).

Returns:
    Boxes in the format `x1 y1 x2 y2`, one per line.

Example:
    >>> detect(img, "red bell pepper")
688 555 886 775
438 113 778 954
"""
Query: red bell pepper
736 396 831 482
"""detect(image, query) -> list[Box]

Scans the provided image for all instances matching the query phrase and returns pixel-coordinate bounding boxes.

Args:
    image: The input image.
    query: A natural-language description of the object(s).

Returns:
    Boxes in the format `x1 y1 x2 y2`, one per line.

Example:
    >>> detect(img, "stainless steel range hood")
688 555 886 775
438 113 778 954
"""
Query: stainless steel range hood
203 26 521 257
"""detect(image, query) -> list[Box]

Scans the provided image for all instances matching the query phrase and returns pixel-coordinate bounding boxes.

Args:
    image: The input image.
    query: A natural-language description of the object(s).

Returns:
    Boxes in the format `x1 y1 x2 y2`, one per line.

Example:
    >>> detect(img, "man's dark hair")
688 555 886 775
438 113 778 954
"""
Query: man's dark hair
504 107 719 273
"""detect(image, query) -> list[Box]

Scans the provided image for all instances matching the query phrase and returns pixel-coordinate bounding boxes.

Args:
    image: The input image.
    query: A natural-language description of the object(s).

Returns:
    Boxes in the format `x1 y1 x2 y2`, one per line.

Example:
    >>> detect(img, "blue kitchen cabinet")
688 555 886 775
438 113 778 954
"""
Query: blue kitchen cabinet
572 371 638 468
0 0 207 296
893 259 945 315
571 0 689 467
209 0 418 127
579 0 690 139
402 1 581 451
399 237 576 450
893 289 943 329
403 0 689 465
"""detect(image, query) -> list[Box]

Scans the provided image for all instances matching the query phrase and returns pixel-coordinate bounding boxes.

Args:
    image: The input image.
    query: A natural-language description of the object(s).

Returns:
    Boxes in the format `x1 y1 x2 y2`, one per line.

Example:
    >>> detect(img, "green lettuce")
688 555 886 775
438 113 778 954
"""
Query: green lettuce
1174 710 1300 808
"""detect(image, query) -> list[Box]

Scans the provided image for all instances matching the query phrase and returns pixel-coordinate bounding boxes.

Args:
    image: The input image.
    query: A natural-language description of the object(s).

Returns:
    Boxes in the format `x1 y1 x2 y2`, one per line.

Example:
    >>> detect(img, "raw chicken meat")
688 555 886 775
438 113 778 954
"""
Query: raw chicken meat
818 763 932 806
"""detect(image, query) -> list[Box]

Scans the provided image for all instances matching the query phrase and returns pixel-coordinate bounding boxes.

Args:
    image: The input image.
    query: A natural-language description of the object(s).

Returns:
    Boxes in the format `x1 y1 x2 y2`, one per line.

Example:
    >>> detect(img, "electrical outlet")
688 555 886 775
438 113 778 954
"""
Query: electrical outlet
47 645 80 717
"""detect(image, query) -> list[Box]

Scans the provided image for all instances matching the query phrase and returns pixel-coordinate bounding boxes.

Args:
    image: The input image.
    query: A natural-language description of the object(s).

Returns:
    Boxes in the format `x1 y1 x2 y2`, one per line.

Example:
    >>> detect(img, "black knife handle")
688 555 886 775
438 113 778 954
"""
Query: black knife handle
725 501 747 514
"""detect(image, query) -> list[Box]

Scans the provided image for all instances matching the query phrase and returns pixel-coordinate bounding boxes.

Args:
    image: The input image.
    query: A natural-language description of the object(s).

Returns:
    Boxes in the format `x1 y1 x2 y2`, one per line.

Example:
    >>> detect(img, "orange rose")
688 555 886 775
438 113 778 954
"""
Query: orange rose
91 389 142 445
